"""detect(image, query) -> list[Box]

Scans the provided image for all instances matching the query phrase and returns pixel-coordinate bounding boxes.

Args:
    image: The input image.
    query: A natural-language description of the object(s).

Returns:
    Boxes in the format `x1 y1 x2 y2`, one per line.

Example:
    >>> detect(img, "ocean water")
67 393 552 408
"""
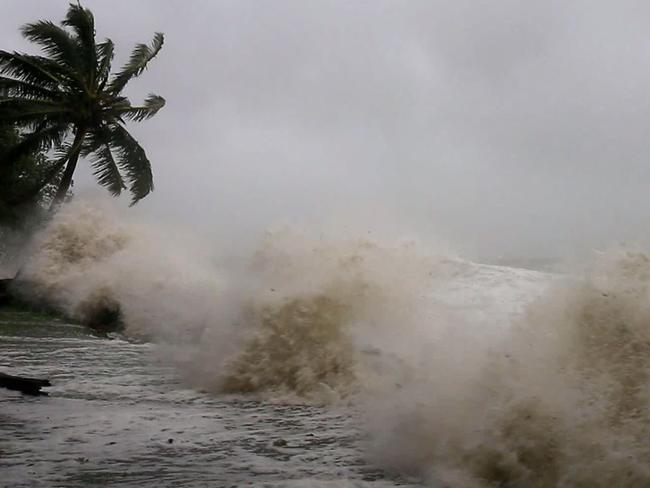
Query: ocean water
0 261 547 488
5 202 650 487
0 309 415 488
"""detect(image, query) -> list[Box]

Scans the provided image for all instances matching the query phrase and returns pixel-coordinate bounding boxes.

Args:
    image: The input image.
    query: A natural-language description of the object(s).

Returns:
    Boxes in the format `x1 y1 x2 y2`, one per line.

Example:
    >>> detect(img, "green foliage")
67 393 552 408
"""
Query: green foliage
0 2 165 206
0 123 63 226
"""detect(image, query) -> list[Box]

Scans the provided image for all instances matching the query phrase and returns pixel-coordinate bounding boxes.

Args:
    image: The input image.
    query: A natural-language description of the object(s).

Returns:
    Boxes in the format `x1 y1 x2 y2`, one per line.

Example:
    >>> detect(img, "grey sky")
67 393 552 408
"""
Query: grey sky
3 0 650 260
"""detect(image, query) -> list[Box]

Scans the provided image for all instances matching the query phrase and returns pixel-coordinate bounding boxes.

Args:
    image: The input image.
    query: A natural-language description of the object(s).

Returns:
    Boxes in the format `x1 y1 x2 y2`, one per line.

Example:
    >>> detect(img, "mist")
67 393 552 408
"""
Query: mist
3 0 650 261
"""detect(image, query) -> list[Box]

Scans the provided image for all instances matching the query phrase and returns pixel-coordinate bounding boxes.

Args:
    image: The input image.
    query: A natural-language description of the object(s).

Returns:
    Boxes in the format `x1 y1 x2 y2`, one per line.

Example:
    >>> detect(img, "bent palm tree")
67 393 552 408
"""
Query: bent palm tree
0 3 165 207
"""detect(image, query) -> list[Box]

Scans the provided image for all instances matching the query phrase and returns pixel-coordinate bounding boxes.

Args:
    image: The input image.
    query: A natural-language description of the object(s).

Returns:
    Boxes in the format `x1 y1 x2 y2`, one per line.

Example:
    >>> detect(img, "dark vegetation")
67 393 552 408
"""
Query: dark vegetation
0 3 163 351
0 123 65 226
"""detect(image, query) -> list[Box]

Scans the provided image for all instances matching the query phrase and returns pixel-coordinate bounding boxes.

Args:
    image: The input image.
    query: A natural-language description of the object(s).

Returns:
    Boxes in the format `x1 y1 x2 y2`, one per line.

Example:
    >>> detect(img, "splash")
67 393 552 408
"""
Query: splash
365 250 650 487
18 202 452 401
17 201 650 484
220 293 358 398
190 227 449 401
18 201 225 342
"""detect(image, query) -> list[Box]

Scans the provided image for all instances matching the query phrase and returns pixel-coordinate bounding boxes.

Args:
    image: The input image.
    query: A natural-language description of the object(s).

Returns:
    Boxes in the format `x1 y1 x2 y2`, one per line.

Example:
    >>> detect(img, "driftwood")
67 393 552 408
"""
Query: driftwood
0 372 51 396
0 280 50 395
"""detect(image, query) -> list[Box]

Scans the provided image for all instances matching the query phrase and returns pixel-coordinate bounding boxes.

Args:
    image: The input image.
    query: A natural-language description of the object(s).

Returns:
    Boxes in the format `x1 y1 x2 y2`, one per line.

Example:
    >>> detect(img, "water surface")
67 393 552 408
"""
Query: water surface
0 309 417 488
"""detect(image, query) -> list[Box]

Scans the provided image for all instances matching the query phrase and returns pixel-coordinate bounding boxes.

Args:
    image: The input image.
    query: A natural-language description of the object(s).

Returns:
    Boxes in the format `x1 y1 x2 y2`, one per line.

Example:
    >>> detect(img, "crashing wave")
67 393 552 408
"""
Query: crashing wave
16 201 650 485
18 202 456 400
366 250 650 487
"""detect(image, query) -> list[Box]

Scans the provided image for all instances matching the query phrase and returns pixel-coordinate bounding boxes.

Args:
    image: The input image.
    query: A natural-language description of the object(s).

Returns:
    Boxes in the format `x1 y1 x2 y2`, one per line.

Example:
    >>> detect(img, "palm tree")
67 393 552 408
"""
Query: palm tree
0 3 165 207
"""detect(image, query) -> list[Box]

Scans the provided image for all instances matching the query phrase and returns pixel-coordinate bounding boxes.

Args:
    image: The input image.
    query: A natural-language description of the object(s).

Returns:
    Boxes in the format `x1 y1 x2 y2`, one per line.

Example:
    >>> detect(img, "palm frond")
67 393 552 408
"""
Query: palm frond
107 32 164 95
96 39 114 88
0 51 66 88
62 3 96 83
109 124 153 204
91 144 125 196
115 94 165 122
0 76 58 100
82 126 125 196
100 95 130 122
0 98 67 123
4 121 68 161
21 21 83 73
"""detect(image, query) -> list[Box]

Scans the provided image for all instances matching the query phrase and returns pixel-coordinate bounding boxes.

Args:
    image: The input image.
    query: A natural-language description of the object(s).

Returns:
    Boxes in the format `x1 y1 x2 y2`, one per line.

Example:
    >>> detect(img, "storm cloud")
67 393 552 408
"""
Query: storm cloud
3 0 650 260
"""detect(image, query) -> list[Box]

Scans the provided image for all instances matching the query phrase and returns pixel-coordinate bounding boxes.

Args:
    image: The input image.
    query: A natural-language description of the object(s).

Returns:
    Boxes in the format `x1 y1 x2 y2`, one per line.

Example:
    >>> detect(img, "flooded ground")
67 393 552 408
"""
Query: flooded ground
0 309 418 488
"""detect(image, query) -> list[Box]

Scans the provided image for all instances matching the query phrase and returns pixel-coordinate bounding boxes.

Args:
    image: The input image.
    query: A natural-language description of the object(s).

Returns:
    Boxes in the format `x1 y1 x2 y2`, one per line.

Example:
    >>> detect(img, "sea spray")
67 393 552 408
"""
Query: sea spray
365 250 650 487
17 200 650 484
18 201 226 343
190 226 452 401
0 225 30 278
19 201 459 401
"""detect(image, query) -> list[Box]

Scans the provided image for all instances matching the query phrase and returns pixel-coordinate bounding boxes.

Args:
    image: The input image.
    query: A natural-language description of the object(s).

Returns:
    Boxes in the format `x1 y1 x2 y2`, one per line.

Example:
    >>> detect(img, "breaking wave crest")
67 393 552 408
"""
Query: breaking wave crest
219 294 358 398
187 225 448 401
366 250 650 487
18 202 447 401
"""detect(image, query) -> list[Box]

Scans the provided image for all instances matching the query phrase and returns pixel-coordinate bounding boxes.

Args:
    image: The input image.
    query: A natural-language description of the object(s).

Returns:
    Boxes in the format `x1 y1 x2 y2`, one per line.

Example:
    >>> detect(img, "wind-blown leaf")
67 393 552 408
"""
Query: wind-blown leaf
62 3 96 79
117 94 166 122
21 21 83 73
96 39 114 88
82 127 125 196
90 144 125 196
0 98 67 123
109 124 153 204
0 51 66 88
0 76 58 100
107 33 164 94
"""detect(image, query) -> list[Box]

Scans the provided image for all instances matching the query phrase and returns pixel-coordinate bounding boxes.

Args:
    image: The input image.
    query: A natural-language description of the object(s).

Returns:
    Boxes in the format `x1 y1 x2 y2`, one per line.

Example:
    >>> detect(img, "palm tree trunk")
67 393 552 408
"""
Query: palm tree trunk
50 127 87 209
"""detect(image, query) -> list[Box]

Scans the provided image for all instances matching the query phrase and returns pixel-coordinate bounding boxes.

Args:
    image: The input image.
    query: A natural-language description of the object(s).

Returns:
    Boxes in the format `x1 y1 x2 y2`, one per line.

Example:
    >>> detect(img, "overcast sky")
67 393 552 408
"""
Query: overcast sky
3 0 650 260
